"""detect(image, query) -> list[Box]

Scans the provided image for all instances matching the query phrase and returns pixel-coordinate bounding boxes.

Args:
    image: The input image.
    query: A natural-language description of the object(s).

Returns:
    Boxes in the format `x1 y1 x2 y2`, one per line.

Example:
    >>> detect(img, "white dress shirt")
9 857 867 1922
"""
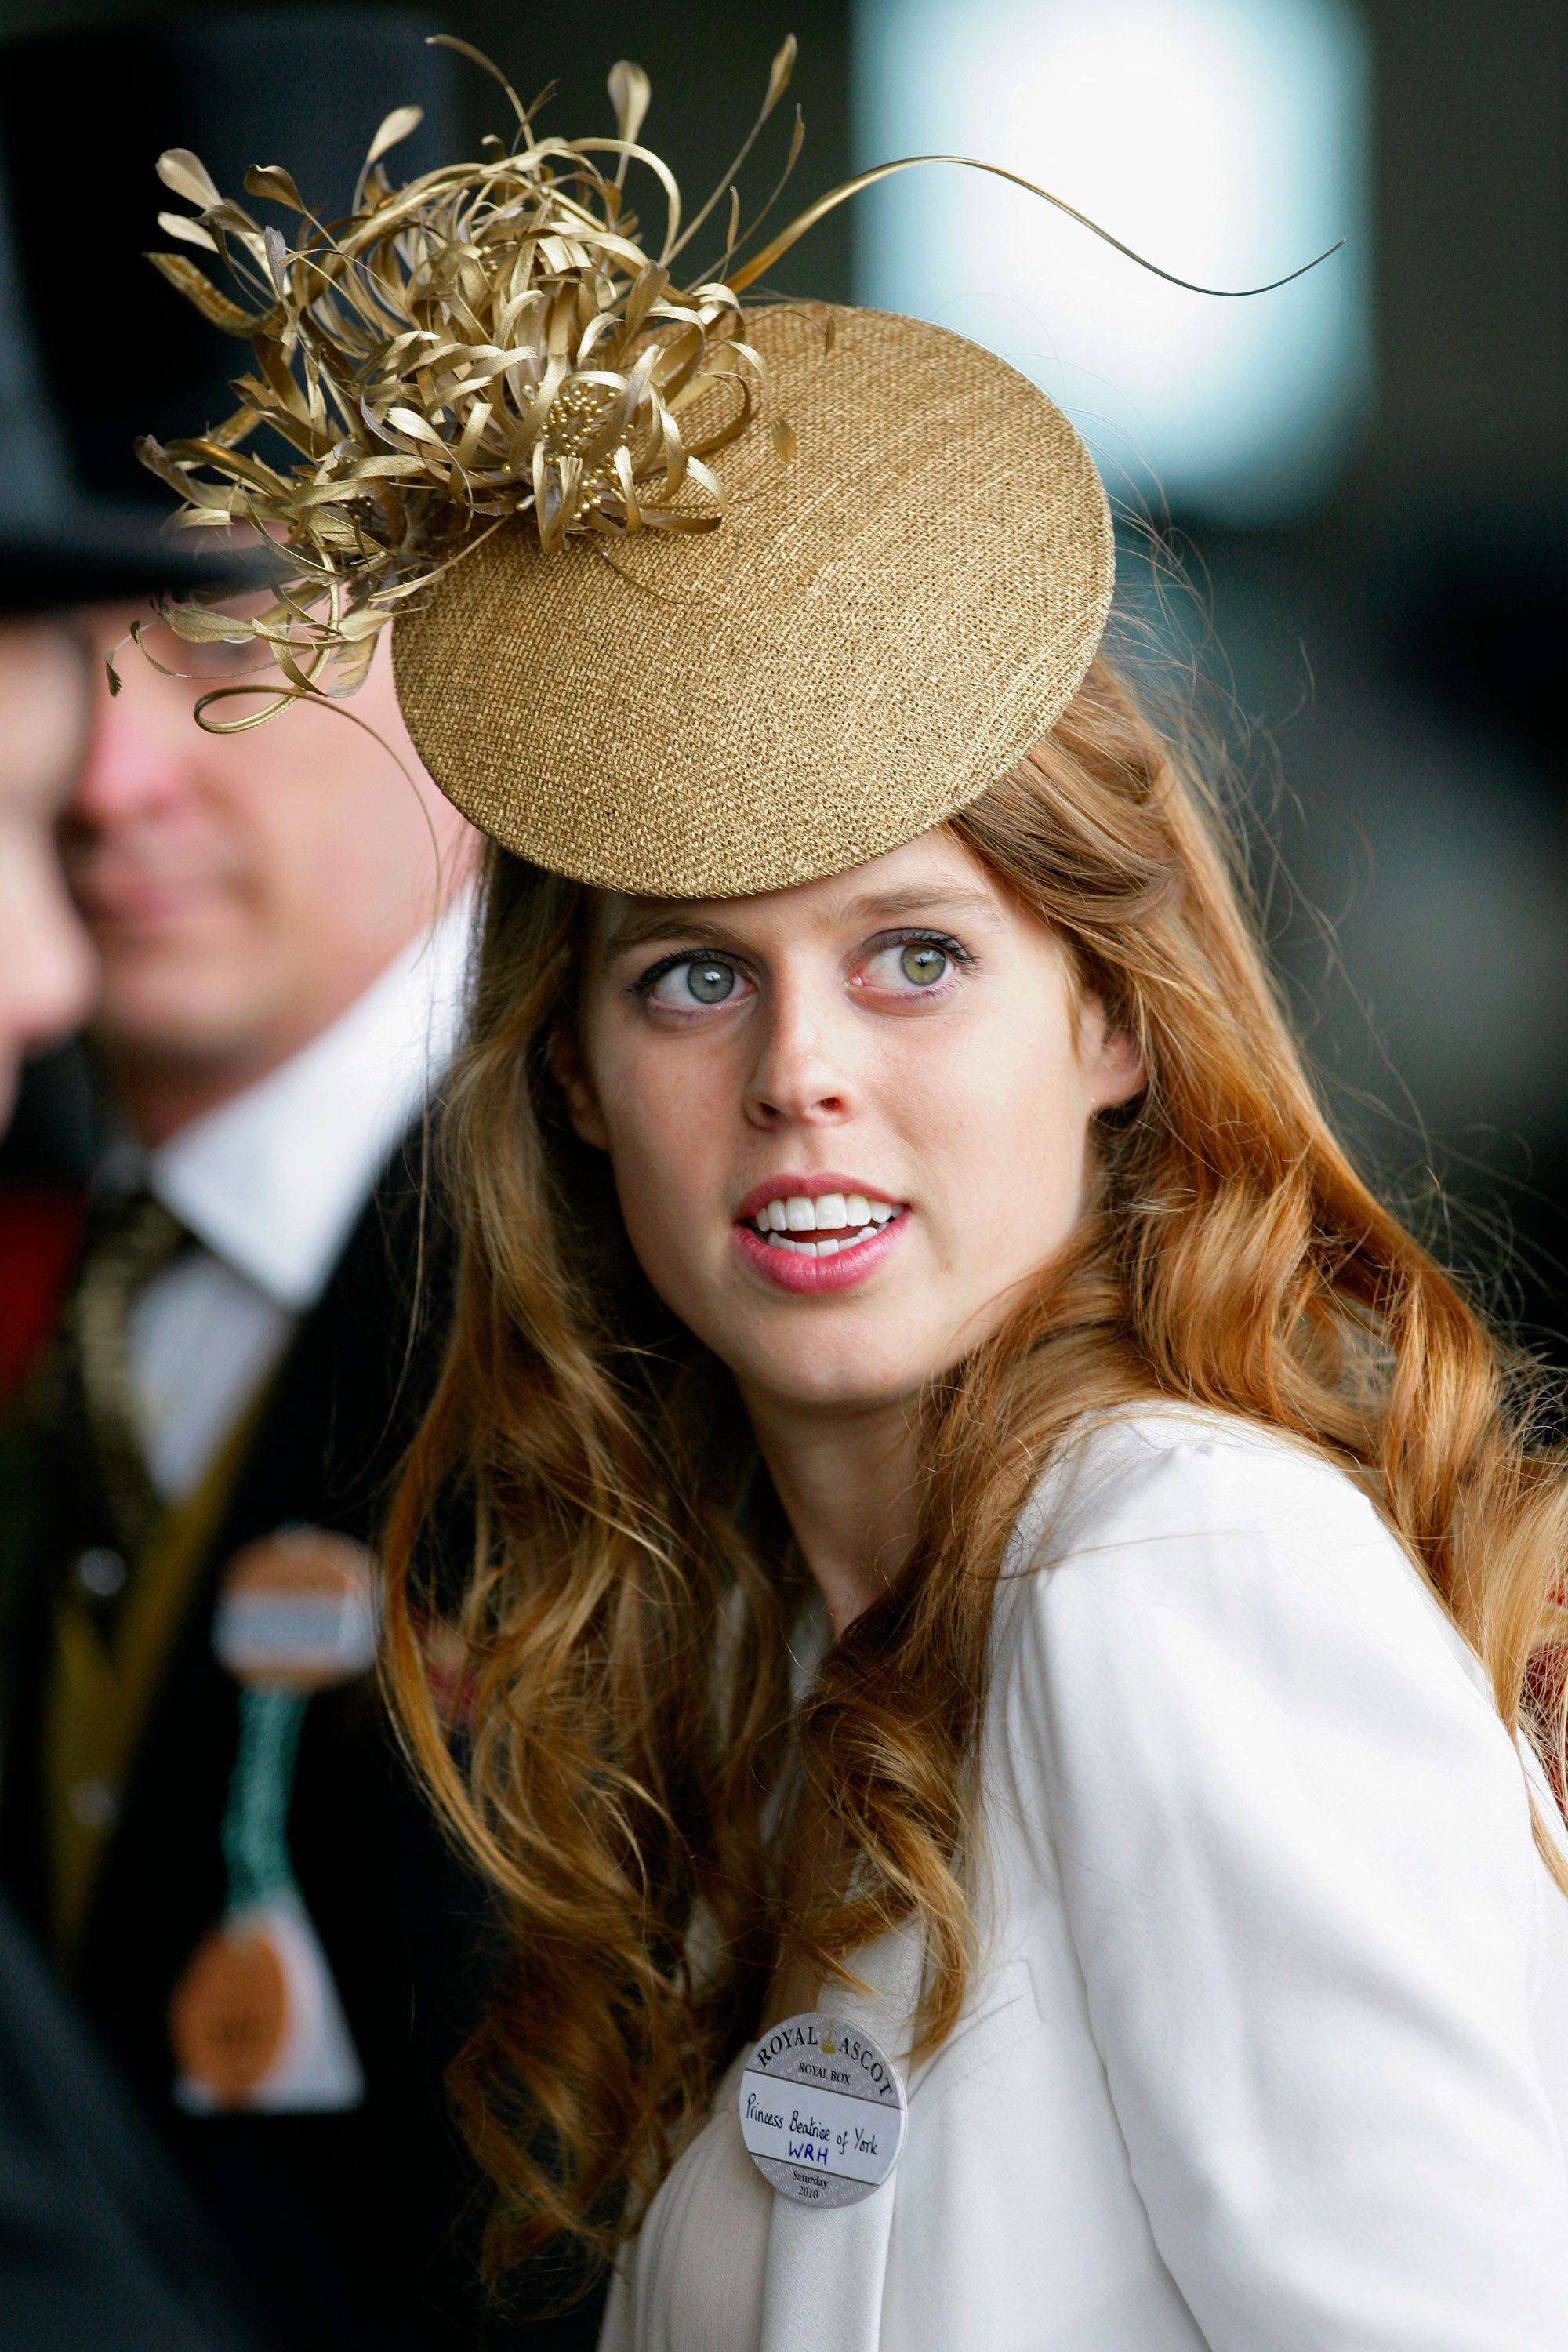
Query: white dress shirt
603 1407 1568 2352
123 895 473 1501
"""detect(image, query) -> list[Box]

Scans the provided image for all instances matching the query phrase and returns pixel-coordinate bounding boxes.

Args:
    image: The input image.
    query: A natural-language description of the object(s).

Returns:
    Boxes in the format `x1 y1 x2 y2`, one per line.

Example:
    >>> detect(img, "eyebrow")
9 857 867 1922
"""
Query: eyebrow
599 884 1004 966
833 885 1001 927
599 907 754 964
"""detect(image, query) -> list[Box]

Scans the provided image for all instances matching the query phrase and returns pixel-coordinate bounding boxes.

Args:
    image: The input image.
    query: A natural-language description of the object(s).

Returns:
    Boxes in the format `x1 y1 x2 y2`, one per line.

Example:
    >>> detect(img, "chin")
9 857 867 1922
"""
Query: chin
92 959 250 1062
729 1325 935 1416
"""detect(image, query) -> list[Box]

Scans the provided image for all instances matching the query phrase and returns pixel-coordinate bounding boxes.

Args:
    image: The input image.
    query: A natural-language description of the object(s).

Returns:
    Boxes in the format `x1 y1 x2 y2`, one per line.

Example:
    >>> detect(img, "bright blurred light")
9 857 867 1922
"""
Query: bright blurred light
851 0 1372 523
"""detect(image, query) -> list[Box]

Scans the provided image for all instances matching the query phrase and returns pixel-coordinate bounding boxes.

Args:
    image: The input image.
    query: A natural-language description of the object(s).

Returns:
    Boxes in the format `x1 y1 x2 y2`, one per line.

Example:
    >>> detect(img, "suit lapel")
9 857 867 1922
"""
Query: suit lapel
757 1923 923 2352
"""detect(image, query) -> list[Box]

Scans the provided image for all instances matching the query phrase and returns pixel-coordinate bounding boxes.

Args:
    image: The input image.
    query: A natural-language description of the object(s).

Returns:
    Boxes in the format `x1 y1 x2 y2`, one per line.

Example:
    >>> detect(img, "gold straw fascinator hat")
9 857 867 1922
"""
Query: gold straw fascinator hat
136 39 1334 897
394 299 1111 896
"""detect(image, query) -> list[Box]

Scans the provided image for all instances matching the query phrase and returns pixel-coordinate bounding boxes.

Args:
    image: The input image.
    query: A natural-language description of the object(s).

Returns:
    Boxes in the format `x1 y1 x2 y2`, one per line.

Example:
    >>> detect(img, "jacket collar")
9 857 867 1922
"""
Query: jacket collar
127 894 472 1312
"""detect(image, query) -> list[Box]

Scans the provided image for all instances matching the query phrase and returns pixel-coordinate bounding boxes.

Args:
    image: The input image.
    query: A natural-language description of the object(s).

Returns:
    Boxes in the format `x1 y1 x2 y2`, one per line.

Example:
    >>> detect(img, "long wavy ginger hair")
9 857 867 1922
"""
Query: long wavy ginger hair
382 653 1568 2278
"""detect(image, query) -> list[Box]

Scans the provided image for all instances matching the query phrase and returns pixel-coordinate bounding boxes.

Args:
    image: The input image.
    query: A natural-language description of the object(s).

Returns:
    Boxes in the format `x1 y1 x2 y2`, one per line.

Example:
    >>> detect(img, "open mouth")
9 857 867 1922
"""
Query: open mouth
731 1185 909 1293
744 1190 902 1260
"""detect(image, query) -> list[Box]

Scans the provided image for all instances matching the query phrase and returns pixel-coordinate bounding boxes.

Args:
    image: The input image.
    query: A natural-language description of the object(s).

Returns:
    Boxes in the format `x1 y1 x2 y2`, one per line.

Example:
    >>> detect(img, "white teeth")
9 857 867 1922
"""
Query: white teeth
751 1193 903 1243
762 1223 881 1258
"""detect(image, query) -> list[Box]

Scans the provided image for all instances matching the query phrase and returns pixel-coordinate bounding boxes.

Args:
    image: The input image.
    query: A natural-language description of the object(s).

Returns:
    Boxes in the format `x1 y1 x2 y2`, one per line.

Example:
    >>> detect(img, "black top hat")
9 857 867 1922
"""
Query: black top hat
0 8 459 612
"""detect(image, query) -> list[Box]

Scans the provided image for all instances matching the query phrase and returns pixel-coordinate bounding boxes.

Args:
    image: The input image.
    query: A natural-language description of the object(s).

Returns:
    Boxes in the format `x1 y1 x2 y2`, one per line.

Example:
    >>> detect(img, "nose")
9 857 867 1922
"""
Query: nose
742 971 858 1131
67 637 194 830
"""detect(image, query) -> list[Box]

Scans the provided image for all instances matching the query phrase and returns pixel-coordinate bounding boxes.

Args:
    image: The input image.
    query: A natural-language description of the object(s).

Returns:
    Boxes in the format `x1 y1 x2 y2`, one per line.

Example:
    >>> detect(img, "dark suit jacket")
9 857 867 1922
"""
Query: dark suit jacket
2 1139 604 2352
0 1886 263 2352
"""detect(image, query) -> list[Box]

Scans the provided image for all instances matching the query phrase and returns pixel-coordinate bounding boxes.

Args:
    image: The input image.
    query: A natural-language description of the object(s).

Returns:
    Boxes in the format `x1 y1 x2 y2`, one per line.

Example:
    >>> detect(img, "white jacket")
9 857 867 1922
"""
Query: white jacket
606 1409 1568 2350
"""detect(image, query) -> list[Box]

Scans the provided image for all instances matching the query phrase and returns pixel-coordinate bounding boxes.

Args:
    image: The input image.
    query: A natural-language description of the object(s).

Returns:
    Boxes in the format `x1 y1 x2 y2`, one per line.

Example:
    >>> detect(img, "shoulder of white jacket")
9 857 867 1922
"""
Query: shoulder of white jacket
993 1406 1510 1719
989 1410 1527 1851
1004 1403 1382 1582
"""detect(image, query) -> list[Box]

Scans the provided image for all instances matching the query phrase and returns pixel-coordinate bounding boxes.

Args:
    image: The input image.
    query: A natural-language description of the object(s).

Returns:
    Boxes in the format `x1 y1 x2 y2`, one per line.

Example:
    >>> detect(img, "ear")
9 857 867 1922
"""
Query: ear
549 1024 611 1151
1080 996 1147 1113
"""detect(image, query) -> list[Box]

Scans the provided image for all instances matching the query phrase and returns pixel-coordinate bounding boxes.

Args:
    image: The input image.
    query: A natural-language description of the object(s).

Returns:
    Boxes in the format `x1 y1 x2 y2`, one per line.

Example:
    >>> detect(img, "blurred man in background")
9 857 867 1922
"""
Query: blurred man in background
0 16 603 2350
0 612 264 2352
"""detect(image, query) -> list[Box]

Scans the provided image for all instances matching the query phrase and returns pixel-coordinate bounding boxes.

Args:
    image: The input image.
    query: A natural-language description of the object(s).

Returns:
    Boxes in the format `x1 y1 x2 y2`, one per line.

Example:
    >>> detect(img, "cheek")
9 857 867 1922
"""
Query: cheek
592 1037 735 1274
895 1000 1092 1258
0 824 78 978
221 786 361 940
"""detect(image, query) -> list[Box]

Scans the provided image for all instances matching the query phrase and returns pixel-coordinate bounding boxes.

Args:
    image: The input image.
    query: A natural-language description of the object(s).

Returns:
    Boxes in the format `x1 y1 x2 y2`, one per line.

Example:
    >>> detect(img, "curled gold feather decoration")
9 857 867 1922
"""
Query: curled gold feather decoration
132 34 1342 726
133 37 809 717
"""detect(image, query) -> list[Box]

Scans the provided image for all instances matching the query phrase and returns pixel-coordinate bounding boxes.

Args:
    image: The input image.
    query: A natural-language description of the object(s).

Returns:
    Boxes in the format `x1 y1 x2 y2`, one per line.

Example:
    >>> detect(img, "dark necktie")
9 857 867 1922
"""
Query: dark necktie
35 1189 190 1578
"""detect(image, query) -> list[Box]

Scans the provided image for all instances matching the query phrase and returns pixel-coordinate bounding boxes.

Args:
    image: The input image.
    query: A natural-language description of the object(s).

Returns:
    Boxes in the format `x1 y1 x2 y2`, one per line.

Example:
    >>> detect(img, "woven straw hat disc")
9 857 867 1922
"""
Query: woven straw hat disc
393 304 1113 898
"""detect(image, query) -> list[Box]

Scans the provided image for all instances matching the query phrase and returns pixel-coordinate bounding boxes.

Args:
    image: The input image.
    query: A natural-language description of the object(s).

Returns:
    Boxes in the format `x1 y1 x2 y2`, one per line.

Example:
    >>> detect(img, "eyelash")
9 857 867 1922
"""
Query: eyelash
873 927 974 974
630 947 740 1000
629 928 975 1004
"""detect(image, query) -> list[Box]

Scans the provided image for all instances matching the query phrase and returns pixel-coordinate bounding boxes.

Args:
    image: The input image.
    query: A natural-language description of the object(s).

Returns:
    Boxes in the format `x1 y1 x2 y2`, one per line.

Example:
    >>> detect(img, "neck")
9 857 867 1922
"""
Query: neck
739 1384 924 1636
103 1035 306 1148
100 975 383 1145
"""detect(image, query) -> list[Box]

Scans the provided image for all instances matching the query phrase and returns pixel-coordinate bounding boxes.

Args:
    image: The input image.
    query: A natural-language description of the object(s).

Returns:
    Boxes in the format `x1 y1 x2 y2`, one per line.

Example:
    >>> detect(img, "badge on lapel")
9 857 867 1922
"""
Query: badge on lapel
169 1529 376 2114
211 1527 378 1690
739 2012 907 2209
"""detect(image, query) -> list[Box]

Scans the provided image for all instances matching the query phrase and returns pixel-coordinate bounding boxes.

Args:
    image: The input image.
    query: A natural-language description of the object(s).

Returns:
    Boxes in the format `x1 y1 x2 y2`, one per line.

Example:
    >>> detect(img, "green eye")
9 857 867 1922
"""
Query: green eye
686 960 735 1003
641 953 748 1011
899 942 949 986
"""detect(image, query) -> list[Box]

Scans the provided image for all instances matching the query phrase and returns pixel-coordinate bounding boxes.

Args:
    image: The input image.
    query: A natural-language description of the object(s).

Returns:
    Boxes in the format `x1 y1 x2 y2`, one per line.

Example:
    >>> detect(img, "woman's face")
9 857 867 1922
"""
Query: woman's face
561 826 1143 1420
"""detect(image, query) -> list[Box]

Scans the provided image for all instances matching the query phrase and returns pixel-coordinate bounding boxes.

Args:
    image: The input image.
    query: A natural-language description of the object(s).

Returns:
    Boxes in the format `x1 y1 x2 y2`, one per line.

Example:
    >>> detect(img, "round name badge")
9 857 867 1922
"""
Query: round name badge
169 1917 288 2103
169 1903 367 2114
212 1529 377 1692
738 2011 906 2209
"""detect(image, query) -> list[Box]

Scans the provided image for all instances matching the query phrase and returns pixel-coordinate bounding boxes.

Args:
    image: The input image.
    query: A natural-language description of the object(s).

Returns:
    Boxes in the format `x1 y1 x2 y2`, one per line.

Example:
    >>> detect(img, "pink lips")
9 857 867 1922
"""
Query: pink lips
735 1220 906 1294
731 1172 908 1296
